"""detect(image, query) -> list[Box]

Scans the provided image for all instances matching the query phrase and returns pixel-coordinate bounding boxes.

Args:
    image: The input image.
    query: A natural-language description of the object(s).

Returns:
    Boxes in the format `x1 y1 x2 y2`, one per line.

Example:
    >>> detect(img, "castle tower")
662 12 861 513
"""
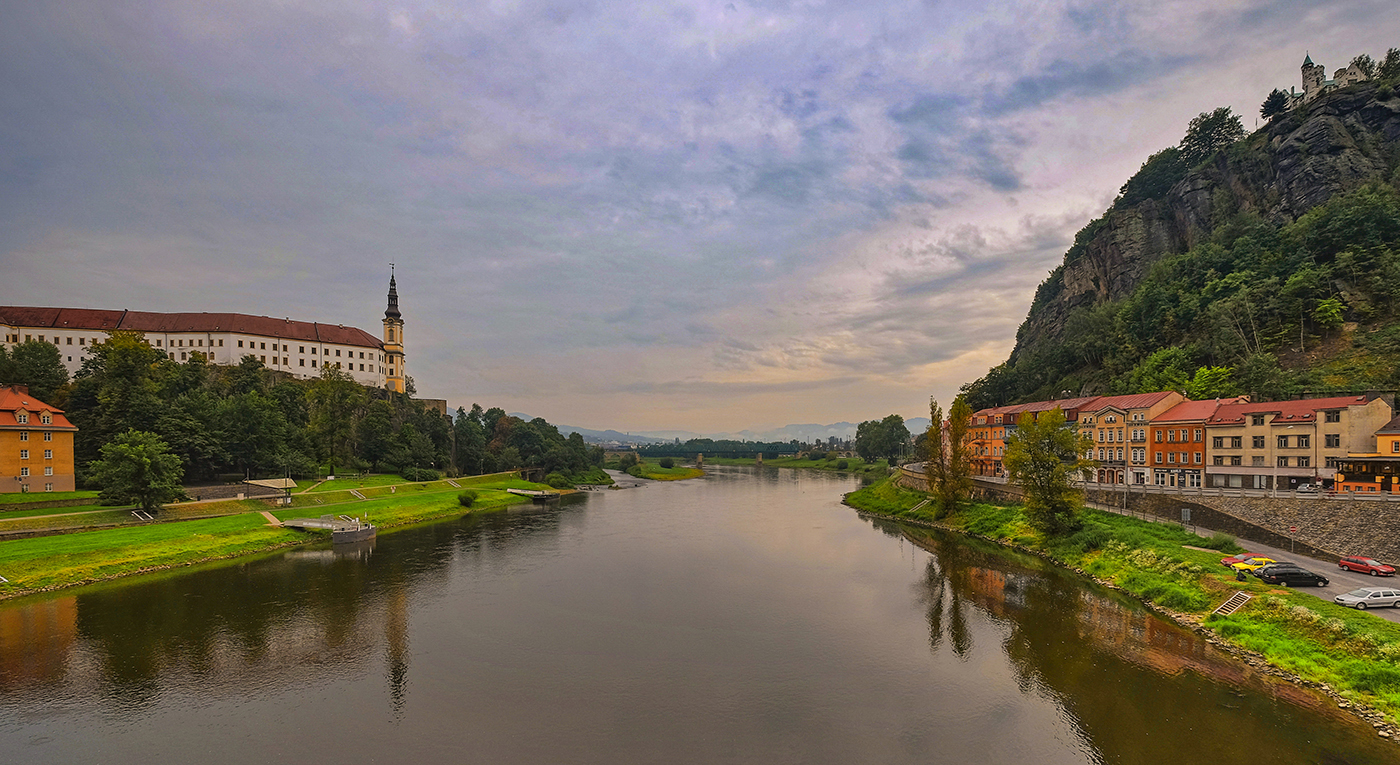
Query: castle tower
1301 53 1326 101
383 268 406 394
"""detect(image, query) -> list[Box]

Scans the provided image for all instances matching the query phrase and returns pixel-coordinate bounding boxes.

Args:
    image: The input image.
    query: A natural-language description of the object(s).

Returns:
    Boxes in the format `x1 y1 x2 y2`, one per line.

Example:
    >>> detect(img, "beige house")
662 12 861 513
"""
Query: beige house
1203 395 1392 490
1078 391 1185 486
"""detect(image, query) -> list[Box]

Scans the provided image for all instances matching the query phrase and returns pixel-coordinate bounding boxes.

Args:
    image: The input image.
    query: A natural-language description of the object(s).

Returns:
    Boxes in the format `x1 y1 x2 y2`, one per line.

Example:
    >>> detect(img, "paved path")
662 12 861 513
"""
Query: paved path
259 511 283 527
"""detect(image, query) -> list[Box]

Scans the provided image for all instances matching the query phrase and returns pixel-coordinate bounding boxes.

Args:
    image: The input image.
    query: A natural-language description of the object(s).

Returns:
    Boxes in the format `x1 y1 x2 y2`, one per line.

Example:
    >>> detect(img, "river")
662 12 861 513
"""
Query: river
0 467 1393 763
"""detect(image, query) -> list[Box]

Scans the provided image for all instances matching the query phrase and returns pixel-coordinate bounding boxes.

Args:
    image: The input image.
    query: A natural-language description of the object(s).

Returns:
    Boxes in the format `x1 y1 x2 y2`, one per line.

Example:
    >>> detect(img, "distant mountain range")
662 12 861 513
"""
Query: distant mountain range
513 413 932 445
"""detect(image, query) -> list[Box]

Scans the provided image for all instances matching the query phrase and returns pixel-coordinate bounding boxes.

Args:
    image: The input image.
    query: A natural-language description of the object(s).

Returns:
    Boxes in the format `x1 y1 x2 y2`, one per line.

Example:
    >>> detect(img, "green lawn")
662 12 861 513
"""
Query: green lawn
628 463 704 481
0 485 537 598
306 474 418 492
0 490 100 505
846 476 1400 725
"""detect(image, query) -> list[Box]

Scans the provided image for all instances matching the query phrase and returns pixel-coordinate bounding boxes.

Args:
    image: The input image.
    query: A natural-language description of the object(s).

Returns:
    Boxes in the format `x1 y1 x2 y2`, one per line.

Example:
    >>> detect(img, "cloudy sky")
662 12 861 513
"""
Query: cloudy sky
0 1 1392 432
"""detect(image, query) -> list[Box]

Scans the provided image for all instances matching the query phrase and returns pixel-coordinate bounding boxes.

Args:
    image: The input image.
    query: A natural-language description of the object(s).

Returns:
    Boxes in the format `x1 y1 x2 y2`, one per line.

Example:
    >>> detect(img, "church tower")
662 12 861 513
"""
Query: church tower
383 268 406 394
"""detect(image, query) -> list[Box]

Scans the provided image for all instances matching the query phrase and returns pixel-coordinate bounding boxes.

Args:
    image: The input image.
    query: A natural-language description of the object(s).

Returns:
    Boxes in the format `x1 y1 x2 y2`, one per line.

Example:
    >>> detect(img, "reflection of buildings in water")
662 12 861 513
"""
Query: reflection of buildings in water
0 596 77 689
385 584 409 714
963 566 1032 614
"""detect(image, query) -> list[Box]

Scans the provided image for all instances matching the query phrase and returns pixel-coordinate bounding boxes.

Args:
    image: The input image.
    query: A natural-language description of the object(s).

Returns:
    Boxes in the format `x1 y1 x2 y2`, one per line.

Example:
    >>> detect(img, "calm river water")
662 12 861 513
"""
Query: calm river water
1 467 1395 764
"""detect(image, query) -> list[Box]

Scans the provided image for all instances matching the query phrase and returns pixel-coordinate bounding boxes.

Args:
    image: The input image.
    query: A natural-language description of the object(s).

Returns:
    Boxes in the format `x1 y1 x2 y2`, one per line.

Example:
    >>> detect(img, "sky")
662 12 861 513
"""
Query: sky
1 1 1394 433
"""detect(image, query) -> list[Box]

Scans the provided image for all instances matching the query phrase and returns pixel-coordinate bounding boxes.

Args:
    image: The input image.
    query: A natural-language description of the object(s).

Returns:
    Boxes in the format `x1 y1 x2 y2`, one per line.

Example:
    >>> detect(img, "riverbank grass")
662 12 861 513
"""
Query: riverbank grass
628 461 704 481
706 455 892 475
846 477 1400 724
0 482 538 598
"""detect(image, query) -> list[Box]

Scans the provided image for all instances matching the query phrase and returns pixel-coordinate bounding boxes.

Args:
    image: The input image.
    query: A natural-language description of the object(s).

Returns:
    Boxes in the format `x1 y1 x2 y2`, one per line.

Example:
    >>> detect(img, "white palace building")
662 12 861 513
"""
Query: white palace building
1 273 409 394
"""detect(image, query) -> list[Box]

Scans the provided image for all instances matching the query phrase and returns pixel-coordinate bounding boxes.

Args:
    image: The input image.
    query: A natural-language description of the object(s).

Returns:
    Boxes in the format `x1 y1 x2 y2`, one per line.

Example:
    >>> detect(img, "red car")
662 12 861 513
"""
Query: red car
1339 556 1396 576
1221 553 1264 568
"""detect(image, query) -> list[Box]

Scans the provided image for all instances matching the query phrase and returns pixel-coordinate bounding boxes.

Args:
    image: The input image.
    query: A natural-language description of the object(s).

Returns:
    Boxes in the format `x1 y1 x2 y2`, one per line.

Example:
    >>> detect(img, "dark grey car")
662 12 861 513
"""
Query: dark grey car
1257 565 1328 587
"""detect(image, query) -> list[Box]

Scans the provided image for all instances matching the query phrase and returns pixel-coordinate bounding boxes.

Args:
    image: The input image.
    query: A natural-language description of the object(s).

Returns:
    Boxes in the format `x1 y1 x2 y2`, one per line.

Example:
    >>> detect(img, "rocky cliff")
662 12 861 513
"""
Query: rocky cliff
1010 83 1400 364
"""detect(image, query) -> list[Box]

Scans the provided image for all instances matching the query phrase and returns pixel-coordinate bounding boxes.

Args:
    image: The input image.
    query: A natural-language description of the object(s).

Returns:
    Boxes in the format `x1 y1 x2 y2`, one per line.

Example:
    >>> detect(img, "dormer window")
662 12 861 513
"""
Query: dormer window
40 413 51 425
16 412 28 424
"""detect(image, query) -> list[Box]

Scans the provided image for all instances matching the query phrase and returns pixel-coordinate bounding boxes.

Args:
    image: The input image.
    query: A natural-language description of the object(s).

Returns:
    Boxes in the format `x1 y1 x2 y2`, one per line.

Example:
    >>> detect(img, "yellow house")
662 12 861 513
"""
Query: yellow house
0 384 78 494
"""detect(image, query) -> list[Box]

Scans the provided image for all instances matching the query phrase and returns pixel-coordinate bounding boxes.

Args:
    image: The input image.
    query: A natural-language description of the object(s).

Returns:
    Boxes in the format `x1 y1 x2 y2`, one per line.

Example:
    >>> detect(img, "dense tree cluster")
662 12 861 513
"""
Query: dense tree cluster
965 182 1400 410
1003 408 1096 535
855 414 909 461
636 438 802 457
0 331 600 484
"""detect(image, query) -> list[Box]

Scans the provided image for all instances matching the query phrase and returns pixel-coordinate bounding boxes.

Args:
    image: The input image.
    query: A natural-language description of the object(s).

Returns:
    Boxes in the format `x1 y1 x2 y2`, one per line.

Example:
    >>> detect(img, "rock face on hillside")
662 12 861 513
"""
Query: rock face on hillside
1011 84 1400 362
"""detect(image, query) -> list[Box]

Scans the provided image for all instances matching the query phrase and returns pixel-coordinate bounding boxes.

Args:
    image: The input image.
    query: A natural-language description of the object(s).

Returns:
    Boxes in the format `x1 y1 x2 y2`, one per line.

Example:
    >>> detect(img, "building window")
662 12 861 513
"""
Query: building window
78 337 85 346
1277 456 1289 467
1277 435 1289 449
261 355 266 362
1325 411 1341 423
156 340 162 347
1325 434 1340 448
300 346 305 353
1229 436 1241 448
283 358 288 366
19 467 28 477
359 364 364 371
359 352 365 359
311 360 317 367
1253 456 1265 466
1393 441 1400 454
311 348 317 355
1212 436 1223 448
300 359 305 367
218 340 224 347
1230 456 1242 466
1167 430 1176 442
1167 452 1175 464
1155 452 1163 464
260 343 266 350
1194 429 1202 442
1253 435 1265 448
1213 455 1223 466
1194 452 1202 464
16 413 27 424
44 466 53 476
1297 435 1310 449
335 349 341 357
19 431 27 442
1298 456 1311 468
43 449 51 459
44 483 53 492
66 337 72 345
1326 457 1341 468
20 449 28 459
238 340 244 347
1252 414 1266 426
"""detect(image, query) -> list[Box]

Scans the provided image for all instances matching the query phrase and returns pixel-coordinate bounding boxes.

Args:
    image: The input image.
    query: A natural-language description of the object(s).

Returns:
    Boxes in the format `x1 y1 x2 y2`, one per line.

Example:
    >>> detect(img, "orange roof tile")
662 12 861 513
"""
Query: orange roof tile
1206 396 1371 426
1152 397 1247 423
0 386 77 430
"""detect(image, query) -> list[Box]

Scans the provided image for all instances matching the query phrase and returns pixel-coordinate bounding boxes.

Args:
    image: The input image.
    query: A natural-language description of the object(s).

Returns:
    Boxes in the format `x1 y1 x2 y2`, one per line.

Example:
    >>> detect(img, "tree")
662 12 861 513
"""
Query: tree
1178 107 1245 167
1184 366 1237 400
89 430 185 512
307 365 367 475
855 414 909 460
1381 48 1400 81
1117 147 1187 207
2 339 69 403
1003 408 1095 535
925 396 973 518
1351 54 1377 79
1260 88 1288 120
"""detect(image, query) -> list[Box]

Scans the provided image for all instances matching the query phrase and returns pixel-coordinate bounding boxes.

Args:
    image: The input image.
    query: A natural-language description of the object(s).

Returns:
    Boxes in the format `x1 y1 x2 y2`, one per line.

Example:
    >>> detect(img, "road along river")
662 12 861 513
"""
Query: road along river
0 466 1393 763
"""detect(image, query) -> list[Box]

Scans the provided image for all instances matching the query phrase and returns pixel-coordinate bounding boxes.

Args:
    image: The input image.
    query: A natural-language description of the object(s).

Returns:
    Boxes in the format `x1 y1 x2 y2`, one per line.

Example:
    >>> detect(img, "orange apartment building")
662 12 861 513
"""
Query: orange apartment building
0 384 78 494
1146 398 1247 489
1078 392 1184 486
968 396 1102 477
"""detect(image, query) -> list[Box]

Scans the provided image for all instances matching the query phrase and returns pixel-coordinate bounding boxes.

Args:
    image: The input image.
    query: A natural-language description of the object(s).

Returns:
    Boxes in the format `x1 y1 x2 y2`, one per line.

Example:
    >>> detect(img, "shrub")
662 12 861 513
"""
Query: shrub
808 452 823 461
887 457 898 467
617 453 639 469
1198 532 1238 552
457 490 478 507
659 457 675 469
400 467 440 482
825 451 839 460
835 460 849 470
1378 84 1395 100
545 472 572 489
1069 524 1112 552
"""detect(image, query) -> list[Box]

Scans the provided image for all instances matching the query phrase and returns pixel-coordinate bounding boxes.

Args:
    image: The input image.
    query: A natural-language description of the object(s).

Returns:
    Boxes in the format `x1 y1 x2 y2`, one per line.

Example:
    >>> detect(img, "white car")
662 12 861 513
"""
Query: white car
1334 587 1400 610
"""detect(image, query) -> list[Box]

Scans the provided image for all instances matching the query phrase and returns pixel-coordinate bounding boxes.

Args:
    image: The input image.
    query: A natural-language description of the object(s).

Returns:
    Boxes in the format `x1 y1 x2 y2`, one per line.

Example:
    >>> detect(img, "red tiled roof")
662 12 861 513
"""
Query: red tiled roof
0 306 382 349
1153 397 1248 424
1086 391 1177 413
1206 395 1371 426
0 386 77 430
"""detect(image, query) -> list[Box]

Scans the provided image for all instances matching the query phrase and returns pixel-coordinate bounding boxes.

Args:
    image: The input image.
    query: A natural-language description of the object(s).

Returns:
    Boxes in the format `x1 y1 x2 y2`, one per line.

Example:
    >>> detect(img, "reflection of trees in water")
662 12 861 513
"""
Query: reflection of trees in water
906 526 1391 763
0 505 578 711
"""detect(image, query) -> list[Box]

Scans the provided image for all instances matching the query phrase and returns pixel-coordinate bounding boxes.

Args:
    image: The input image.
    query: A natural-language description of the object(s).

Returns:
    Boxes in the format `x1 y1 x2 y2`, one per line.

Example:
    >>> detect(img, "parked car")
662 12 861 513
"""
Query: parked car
1258 565 1329 587
1221 553 1265 568
1295 484 1319 495
1334 588 1400 609
1231 557 1278 574
1338 556 1396 577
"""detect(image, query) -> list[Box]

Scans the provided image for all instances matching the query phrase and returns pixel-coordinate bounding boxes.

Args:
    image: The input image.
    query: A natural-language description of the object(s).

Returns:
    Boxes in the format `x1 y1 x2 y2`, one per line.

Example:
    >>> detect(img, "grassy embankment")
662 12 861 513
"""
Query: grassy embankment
627 460 704 481
0 490 100 505
846 477 1400 724
706 454 892 476
0 474 543 599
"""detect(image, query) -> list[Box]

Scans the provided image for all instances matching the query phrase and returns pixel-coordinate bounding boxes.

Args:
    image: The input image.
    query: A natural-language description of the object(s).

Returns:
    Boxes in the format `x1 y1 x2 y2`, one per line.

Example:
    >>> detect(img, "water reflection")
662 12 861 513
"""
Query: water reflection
898 523 1385 764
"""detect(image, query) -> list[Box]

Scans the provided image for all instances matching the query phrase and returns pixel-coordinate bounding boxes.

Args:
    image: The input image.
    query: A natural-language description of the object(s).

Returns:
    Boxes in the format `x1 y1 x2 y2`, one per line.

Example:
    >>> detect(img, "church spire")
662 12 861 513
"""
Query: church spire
385 265 401 320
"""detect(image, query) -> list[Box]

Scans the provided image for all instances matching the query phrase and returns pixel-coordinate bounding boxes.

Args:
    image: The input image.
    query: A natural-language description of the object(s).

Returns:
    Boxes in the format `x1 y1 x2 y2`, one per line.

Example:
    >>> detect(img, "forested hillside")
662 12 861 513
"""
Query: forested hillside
962 67 1400 410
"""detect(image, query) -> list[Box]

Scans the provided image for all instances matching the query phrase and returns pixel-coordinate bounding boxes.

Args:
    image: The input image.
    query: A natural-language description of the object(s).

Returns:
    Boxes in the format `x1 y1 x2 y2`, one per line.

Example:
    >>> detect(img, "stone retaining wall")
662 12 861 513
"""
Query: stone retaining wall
181 483 284 501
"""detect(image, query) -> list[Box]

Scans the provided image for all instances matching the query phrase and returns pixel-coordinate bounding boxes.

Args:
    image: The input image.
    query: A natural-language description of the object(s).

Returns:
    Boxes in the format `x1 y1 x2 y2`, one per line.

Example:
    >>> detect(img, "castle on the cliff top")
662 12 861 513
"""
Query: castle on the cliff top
1287 53 1371 108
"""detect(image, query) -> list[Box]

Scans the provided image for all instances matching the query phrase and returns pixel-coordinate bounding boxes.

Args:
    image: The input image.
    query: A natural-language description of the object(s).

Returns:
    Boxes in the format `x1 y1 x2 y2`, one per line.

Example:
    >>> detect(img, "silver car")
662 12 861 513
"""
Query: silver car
1334 587 1400 609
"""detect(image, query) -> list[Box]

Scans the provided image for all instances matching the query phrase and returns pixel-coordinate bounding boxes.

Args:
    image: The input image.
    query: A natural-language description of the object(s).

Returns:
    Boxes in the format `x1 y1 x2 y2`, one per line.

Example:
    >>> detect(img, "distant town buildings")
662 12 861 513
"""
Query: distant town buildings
0 273 407 392
968 392 1396 493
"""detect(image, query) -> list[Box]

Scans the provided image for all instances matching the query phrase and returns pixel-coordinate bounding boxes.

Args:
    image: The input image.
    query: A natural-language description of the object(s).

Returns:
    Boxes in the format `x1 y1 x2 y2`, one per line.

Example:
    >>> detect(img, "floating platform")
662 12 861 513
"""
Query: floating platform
506 488 563 503
282 514 377 543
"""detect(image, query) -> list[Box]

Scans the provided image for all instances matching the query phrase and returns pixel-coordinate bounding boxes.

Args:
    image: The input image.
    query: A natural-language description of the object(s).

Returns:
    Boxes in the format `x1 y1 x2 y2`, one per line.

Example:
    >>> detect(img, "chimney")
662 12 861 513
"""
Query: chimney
9 384 28 396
